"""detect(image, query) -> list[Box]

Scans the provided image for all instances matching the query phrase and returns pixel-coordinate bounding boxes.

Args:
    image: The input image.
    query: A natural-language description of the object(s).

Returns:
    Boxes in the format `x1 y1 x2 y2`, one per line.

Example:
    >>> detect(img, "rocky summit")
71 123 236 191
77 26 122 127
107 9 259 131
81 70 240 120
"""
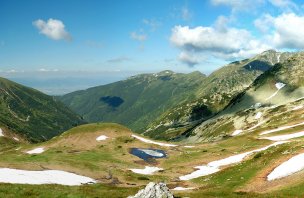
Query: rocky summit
128 182 174 198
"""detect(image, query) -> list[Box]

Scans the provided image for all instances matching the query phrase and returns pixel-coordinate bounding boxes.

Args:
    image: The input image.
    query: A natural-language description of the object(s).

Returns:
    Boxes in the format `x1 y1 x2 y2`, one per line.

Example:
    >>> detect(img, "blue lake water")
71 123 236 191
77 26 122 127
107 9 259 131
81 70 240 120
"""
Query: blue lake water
129 148 167 162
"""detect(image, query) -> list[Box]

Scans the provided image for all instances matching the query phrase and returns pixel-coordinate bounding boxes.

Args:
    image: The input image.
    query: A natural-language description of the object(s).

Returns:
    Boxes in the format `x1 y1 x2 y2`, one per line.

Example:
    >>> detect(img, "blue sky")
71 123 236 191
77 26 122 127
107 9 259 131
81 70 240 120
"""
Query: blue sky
1 0 304 94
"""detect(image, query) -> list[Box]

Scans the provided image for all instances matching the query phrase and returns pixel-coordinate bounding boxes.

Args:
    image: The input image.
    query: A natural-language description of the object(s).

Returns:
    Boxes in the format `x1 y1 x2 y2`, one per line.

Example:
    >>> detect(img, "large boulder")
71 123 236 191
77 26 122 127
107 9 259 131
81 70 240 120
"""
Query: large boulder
128 182 174 198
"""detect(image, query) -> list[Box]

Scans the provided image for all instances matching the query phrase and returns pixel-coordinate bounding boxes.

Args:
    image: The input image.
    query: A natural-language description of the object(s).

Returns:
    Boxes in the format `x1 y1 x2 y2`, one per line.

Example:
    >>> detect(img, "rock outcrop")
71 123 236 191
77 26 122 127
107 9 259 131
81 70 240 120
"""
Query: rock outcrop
128 182 174 198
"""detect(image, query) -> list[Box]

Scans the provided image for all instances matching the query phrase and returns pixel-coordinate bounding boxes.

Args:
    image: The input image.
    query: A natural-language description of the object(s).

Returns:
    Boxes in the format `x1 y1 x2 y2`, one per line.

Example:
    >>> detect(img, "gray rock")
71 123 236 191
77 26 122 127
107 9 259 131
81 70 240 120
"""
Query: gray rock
128 182 174 198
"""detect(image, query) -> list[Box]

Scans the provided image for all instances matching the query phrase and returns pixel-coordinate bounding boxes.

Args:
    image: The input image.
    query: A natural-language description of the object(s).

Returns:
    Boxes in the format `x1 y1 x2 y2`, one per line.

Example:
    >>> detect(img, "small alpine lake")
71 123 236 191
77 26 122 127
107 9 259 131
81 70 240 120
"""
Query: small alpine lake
129 148 167 162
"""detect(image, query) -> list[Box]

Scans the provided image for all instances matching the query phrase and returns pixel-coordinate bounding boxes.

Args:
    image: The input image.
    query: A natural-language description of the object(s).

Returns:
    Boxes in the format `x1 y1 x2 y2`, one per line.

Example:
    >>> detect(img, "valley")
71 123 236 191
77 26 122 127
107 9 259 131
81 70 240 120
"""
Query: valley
4 1 304 197
1 52 304 197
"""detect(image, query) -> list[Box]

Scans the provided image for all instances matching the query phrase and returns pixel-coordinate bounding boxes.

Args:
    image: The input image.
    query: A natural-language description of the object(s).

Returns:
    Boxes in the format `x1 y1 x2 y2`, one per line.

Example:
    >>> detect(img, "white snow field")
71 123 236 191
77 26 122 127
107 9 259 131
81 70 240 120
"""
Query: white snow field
260 122 304 135
232 130 243 136
292 105 303 111
255 112 262 119
261 131 304 141
138 149 164 157
172 187 195 191
267 153 304 181
233 120 267 136
265 82 286 101
0 128 4 137
179 141 286 180
275 82 286 90
129 166 163 175
184 145 195 148
131 134 177 147
0 168 96 185
96 135 109 141
26 147 45 154
247 120 266 131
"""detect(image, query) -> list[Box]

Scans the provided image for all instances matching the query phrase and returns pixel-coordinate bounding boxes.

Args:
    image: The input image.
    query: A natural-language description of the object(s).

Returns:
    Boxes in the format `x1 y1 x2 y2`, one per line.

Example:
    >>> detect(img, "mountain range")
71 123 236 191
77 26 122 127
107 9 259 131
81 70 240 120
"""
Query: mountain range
2 50 304 197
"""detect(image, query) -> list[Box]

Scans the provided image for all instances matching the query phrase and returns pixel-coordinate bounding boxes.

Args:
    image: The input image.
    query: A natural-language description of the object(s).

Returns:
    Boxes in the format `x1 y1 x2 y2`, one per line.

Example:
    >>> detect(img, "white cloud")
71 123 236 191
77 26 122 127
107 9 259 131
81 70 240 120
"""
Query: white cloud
254 14 274 33
178 51 200 66
130 31 147 41
38 68 59 72
6 69 17 73
211 0 297 11
268 0 298 10
210 0 263 11
255 13 304 49
170 24 270 63
33 18 71 41
272 13 304 49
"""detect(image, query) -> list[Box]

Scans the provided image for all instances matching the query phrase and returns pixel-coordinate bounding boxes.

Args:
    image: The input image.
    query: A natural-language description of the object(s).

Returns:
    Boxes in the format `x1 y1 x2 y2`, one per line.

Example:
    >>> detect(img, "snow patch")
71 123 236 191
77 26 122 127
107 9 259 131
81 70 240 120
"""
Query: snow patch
275 82 286 90
276 53 281 63
179 141 286 180
260 122 304 135
129 166 163 175
265 82 286 101
172 187 195 191
268 153 304 181
0 168 96 186
261 131 304 141
247 120 266 131
131 134 177 147
138 149 164 157
255 112 262 119
0 128 4 137
232 130 243 136
26 147 45 154
13 137 19 141
292 105 303 111
295 96 304 101
96 135 109 141
184 145 195 148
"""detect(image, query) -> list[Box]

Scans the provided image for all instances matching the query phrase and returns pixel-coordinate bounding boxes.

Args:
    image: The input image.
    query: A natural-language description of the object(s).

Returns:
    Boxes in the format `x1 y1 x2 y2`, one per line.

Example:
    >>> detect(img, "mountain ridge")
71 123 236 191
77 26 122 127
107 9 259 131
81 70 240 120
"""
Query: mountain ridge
0 77 84 142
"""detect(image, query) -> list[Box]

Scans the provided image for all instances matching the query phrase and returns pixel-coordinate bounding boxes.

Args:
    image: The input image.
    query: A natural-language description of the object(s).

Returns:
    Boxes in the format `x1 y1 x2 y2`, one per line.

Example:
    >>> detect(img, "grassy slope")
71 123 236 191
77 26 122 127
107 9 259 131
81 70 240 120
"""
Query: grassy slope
145 51 293 140
0 77 84 142
187 52 304 143
1 121 304 197
59 71 206 132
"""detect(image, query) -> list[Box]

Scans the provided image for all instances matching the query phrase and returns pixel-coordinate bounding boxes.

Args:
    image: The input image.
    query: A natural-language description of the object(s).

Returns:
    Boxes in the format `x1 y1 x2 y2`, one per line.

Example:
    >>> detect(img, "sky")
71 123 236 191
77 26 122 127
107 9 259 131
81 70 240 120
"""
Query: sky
1 0 304 94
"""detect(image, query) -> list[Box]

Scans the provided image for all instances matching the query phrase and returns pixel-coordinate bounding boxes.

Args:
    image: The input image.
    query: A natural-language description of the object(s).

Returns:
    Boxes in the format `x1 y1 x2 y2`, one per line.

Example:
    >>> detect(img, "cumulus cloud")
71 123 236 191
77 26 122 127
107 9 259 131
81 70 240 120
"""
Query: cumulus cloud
170 24 270 62
272 13 304 49
268 0 298 10
33 18 71 41
255 13 304 49
254 14 274 33
130 31 147 41
178 52 200 66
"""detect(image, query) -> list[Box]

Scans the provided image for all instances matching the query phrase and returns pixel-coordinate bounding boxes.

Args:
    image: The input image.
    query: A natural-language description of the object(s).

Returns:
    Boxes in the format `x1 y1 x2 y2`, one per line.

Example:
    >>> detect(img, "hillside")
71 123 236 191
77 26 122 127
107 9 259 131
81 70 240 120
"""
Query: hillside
1 120 304 197
59 70 206 131
186 51 304 142
144 50 292 140
0 77 84 142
